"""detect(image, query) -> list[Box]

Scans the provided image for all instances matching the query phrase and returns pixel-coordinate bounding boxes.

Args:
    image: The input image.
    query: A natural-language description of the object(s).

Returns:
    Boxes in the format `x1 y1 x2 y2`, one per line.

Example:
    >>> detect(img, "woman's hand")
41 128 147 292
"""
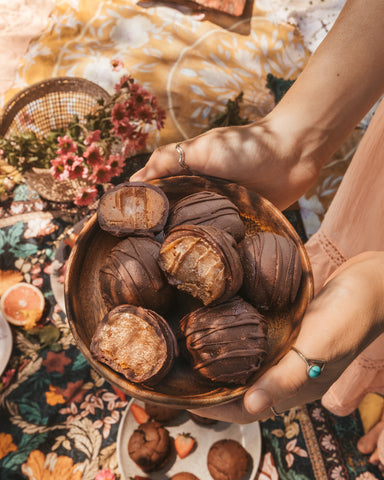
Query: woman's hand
189 251 384 424
130 118 323 211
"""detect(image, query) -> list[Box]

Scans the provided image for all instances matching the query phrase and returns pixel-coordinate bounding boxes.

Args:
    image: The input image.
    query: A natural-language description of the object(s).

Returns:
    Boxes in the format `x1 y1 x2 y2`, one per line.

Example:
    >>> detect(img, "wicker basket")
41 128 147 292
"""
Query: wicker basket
0 77 111 202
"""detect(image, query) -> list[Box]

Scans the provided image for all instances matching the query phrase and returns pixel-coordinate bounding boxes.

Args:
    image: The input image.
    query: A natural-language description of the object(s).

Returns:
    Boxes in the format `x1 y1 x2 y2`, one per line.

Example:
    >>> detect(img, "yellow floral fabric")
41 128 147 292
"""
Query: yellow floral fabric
2 0 308 148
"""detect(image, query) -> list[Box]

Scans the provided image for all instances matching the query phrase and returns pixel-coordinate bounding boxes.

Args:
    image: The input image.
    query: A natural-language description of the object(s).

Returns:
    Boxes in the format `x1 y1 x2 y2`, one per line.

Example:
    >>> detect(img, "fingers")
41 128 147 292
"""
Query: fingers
357 421 384 467
244 349 314 418
189 398 265 425
130 143 184 182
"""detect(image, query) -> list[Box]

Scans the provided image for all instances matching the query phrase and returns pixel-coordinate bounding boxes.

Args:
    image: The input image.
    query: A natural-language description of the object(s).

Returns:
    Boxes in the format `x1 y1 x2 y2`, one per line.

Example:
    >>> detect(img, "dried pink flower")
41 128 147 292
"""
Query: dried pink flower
50 157 69 181
56 135 77 155
84 130 102 146
110 58 123 72
88 164 114 184
73 186 98 206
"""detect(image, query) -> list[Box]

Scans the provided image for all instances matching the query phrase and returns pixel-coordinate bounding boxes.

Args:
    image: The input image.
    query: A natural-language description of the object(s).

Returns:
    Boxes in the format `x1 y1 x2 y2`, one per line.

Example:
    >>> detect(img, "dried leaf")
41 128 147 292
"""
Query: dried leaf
0 270 23 297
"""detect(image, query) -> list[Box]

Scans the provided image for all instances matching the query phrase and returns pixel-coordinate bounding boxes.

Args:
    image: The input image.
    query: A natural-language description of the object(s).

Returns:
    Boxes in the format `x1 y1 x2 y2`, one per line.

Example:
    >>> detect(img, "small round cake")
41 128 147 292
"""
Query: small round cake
165 191 245 242
128 421 172 473
159 225 243 306
97 181 169 237
238 231 303 311
171 473 200 480
99 236 175 314
207 439 251 480
180 296 268 384
144 403 183 424
90 305 178 385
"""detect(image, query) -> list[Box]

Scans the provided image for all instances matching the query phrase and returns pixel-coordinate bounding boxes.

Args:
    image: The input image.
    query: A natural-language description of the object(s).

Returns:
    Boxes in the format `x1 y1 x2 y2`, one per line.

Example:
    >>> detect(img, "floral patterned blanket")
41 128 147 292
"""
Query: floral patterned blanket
0 1 381 479
0 186 382 480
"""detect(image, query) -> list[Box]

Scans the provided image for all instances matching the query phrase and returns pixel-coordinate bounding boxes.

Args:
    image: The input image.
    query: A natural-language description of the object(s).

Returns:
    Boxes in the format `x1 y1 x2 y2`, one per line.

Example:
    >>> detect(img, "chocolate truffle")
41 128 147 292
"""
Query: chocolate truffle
90 305 178 385
144 403 183 424
99 236 175 314
128 420 172 473
171 474 200 480
180 296 268 384
159 225 243 306
97 182 169 237
165 191 245 242
207 439 251 480
238 232 303 311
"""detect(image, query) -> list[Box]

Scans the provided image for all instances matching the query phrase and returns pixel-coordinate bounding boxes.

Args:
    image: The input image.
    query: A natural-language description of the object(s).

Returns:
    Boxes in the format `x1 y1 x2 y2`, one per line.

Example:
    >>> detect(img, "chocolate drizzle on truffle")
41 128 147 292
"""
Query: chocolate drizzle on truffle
238 232 303 311
180 296 268 384
165 191 245 242
99 236 174 313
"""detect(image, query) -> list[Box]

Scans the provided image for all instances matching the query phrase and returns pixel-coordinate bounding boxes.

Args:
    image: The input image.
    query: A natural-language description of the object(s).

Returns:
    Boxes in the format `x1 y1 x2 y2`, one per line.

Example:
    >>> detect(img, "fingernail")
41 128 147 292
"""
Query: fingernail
244 388 271 415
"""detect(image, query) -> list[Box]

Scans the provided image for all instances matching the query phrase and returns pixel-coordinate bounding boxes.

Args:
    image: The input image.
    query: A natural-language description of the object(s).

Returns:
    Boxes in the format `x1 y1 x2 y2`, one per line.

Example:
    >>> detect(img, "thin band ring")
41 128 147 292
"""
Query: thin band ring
270 406 283 417
291 346 326 378
175 143 191 174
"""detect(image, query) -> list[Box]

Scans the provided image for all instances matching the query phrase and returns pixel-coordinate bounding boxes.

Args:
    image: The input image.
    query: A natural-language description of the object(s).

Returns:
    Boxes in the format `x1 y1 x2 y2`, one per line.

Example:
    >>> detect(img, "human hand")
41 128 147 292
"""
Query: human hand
189 251 384 424
130 117 323 211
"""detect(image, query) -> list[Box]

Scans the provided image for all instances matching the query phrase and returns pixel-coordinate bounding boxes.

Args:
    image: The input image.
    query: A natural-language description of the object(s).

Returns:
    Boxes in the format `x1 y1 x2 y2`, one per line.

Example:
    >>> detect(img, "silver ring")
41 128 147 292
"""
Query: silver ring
291 346 326 378
270 406 283 417
175 143 191 173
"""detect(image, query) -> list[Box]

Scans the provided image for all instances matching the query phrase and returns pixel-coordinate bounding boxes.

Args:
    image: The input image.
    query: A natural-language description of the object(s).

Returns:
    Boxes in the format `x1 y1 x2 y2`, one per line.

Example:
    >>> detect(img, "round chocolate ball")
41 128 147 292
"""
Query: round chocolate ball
165 191 245 242
90 304 178 385
180 296 268 385
159 224 243 306
128 421 172 473
207 439 251 480
99 235 175 314
238 231 303 311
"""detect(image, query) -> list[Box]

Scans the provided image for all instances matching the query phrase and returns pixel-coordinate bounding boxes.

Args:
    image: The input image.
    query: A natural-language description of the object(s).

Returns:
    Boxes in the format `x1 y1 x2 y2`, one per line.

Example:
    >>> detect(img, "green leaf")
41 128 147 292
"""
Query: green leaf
0 230 6 255
72 353 89 370
2 432 49 470
27 325 61 348
6 222 24 246
10 242 39 259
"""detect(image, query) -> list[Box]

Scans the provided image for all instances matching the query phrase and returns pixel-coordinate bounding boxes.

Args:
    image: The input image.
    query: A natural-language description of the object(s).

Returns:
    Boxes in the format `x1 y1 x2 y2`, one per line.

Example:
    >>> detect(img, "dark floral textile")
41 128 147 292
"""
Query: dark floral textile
0 184 382 480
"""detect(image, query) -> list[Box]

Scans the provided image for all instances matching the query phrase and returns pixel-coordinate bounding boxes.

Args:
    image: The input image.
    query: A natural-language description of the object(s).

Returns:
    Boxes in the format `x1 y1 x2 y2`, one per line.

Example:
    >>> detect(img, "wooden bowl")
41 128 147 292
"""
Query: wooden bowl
65 175 313 408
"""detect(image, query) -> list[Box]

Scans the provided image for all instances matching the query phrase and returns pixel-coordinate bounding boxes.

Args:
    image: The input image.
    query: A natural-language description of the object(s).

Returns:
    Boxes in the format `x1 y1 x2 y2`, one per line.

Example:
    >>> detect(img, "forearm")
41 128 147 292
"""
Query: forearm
267 0 384 170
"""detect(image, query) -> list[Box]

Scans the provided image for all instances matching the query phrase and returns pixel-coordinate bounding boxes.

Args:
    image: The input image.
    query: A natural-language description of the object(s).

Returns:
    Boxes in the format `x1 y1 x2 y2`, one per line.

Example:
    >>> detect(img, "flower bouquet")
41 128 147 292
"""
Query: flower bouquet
0 76 166 206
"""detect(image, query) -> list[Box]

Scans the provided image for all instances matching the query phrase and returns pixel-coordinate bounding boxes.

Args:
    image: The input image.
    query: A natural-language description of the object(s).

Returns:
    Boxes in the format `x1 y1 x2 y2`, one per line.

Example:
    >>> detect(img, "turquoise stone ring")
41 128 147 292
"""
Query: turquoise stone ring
291 346 326 378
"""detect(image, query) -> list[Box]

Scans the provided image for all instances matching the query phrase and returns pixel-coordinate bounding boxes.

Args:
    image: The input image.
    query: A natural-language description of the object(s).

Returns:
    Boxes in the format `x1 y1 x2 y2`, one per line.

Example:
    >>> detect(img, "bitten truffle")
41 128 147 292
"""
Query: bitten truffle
165 191 245 242
180 296 268 384
99 236 175 314
90 305 178 385
97 182 169 237
207 439 251 480
128 421 172 472
159 225 243 306
238 232 303 311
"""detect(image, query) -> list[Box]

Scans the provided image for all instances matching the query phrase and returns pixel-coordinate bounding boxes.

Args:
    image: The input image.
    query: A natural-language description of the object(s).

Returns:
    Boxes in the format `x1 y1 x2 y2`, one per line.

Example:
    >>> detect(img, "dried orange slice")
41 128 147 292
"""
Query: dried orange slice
0 282 45 328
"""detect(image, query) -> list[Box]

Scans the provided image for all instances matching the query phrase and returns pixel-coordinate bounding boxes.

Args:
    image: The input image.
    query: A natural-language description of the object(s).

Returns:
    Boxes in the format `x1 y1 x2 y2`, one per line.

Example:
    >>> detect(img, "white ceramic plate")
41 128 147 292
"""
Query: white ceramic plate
117 398 262 480
0 312 13 376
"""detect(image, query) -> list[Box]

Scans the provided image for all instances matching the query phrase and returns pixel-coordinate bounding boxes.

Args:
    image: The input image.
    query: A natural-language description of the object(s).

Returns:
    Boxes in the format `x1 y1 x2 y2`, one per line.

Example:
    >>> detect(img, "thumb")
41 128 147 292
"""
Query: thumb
244 349 312 418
